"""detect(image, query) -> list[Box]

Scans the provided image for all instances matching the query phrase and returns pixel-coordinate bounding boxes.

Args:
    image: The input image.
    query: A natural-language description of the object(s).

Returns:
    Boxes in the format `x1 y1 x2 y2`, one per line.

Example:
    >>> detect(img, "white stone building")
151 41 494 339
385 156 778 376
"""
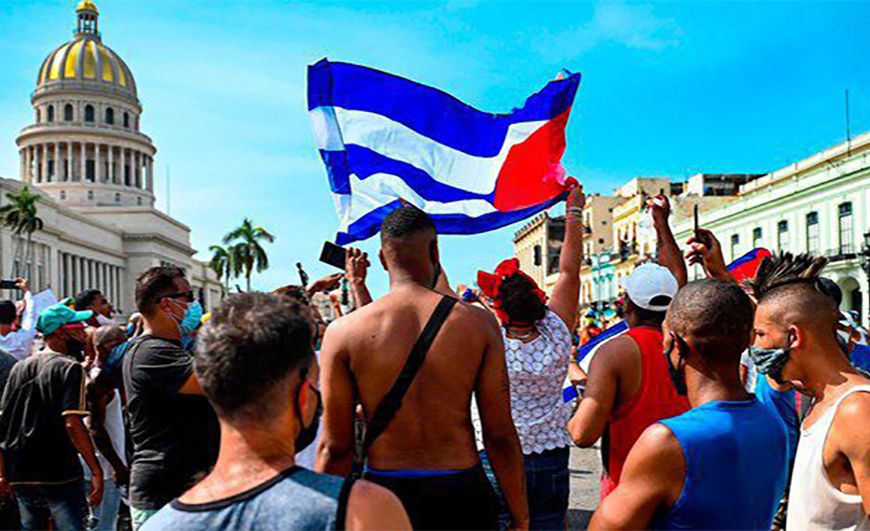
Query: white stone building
1 0 222 313
673 132 870 324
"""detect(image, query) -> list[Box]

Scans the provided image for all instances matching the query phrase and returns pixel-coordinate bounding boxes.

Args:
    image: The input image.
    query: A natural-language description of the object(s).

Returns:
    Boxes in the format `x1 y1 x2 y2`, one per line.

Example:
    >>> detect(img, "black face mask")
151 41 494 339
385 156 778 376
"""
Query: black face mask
295 383 322 452
66 338 85 362
664 334 688 396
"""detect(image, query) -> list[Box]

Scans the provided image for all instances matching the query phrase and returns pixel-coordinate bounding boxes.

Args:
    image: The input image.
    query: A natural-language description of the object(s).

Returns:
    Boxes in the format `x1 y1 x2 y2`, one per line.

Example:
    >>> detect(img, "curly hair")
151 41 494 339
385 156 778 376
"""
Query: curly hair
500 274 547 325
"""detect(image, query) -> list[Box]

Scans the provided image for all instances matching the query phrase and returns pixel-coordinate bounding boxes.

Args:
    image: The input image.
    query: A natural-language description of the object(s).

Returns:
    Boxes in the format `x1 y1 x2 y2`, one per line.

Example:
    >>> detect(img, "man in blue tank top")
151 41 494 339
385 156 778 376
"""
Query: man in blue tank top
590 279 788 530
143 293 410 531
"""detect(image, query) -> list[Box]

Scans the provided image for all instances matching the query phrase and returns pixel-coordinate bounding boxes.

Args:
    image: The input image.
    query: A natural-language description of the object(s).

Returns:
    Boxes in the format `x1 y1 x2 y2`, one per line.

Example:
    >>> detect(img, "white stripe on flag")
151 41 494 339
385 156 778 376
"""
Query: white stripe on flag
312 106 549 195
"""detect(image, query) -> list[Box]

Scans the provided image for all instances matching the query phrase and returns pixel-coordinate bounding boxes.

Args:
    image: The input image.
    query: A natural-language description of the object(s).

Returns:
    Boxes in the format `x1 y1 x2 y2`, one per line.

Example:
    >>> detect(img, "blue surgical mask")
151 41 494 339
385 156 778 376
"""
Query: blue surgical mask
179 300 203 336
126 323 136 337
749 335 793 384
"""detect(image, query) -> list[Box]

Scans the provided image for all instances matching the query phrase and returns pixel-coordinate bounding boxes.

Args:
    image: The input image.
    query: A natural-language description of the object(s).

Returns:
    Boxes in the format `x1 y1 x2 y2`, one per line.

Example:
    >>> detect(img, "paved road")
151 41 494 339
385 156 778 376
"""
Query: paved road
567 444 601 529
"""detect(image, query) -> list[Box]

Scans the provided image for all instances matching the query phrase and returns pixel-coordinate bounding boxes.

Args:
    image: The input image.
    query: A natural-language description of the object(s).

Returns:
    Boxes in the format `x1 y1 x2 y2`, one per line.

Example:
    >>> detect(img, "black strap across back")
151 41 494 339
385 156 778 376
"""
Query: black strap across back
361 295 458 453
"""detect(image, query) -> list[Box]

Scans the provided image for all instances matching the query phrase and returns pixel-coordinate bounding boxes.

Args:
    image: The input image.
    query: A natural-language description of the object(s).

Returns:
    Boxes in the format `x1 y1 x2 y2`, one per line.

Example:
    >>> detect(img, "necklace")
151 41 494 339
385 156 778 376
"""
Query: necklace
507 326 537 340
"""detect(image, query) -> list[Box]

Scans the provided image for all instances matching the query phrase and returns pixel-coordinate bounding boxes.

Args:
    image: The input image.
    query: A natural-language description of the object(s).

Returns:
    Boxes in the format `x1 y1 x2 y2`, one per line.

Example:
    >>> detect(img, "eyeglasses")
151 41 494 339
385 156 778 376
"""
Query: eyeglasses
164 290 195 303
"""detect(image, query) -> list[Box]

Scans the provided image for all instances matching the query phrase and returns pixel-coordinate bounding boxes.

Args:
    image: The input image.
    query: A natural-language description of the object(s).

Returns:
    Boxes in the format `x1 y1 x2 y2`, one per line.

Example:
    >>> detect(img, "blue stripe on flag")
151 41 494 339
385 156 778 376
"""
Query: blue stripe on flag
576 320 629 363
340 146 493 203
319 150 351 194
335 193 568 245
308 59 581 158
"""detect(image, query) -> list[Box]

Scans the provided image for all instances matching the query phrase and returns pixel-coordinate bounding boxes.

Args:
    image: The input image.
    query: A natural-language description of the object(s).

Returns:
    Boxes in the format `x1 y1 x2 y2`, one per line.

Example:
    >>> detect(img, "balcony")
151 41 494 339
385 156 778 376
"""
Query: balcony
826 247 858 263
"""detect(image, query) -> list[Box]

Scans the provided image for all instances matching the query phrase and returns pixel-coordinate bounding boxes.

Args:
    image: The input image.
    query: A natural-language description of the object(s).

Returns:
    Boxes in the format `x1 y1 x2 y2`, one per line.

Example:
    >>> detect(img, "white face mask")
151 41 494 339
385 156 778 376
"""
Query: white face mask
96 314 117 327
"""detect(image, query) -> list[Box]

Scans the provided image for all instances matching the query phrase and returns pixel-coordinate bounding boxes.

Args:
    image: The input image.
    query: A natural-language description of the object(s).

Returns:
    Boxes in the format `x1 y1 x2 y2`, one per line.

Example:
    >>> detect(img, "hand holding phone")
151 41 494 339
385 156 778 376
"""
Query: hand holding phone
319 241 347 271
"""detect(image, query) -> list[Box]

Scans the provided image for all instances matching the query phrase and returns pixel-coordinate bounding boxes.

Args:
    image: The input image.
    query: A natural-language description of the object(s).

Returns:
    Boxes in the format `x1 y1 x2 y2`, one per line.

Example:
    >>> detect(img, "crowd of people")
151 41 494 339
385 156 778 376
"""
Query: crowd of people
0 184 866 530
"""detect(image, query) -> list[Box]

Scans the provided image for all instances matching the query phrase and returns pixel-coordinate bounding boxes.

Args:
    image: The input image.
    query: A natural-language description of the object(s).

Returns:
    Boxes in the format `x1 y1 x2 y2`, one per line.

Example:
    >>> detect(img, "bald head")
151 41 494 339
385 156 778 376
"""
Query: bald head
93 324 126 349
666 279 754 363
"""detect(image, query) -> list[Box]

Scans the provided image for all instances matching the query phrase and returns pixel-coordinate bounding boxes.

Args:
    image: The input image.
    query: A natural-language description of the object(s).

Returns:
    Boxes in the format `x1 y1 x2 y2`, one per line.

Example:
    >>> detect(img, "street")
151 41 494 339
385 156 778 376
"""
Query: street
568 444 601 529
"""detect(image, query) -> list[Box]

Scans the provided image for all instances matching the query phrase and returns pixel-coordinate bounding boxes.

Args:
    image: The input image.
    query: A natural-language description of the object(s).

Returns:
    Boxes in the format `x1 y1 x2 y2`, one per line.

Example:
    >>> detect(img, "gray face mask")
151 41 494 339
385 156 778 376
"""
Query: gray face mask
749 333 794 384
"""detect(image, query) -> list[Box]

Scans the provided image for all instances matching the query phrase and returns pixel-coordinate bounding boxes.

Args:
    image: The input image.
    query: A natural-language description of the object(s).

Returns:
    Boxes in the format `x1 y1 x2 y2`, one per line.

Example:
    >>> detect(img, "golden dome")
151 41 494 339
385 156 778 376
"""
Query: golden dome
35 1 137 101
76 0 98 14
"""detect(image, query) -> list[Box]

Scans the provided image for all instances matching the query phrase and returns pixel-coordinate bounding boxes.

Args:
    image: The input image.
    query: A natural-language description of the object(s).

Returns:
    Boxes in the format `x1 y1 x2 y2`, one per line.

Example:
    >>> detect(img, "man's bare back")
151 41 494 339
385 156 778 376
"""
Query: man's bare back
320 284 501 470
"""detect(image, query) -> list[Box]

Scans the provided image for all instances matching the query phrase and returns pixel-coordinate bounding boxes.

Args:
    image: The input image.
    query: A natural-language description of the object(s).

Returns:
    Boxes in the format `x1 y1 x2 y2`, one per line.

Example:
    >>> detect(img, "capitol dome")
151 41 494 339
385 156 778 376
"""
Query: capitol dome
34 0 138 103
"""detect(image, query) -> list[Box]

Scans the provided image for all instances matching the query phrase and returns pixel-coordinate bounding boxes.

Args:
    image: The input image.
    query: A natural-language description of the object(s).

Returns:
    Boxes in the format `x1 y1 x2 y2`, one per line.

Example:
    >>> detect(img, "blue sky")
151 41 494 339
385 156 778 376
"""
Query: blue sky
1 1 869 296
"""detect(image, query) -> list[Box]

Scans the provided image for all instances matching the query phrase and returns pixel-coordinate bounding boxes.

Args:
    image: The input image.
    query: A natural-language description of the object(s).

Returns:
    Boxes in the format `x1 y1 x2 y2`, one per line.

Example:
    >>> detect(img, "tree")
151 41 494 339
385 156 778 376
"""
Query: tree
208 244 234 294
222 218 275 291
0 186 44 277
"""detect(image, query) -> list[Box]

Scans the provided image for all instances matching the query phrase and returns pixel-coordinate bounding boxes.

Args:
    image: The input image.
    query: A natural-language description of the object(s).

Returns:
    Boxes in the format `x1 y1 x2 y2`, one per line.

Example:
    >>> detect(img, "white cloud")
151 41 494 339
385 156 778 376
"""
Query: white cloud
538 1 681 59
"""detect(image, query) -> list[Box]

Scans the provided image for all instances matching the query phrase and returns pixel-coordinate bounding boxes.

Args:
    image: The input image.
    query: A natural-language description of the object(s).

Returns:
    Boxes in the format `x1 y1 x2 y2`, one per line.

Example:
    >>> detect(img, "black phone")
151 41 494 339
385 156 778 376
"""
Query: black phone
319 241 347 270
693 204 700 238
0 280 19 290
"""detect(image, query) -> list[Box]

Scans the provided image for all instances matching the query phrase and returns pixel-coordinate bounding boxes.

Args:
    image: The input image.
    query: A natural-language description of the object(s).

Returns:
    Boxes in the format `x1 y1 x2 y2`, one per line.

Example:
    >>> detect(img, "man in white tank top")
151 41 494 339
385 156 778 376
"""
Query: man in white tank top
750 254 870 530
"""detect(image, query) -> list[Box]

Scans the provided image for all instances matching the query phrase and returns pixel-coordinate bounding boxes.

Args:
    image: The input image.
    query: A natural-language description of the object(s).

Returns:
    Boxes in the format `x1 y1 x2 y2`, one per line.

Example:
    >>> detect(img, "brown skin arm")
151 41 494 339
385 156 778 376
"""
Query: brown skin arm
345 480 412 531
567 336 634 447
345 248 373 308
549 185 585 328
649 195 688 288
829 391 870 515
66 414 104 506
88 386 129 485
316 320 357 476
590 424 685 530
685 229 735 283
475 315 529 530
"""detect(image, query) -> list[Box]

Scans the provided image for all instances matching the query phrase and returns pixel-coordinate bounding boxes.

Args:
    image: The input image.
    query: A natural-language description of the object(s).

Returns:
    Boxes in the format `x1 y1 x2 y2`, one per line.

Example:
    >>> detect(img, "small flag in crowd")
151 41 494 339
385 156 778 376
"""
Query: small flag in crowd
307 59 581 244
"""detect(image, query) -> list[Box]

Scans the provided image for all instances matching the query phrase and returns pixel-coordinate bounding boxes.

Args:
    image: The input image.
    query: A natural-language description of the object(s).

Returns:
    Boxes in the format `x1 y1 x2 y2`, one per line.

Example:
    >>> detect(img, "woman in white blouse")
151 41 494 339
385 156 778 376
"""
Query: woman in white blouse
476 185 584 530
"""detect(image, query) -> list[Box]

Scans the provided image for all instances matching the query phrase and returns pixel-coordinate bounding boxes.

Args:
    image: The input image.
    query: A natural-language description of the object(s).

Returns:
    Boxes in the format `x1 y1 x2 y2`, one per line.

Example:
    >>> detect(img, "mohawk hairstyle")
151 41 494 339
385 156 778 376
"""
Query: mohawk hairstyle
745 252 829 300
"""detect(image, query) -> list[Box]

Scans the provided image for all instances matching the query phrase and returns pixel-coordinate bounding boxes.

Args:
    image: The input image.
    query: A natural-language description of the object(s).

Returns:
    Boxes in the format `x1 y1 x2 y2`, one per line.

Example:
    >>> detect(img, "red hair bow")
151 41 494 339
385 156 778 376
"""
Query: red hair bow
477 258 548 325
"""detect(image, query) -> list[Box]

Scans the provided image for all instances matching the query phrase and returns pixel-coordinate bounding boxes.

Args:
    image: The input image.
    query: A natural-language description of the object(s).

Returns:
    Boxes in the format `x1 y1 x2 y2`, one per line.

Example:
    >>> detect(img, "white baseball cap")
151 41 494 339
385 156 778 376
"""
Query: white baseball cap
621 263 678 312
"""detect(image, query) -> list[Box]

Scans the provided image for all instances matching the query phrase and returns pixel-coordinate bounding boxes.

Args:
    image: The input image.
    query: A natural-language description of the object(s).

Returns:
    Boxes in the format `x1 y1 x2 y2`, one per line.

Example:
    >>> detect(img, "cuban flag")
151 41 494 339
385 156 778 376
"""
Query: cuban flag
308 59 581 244
728 247 772 283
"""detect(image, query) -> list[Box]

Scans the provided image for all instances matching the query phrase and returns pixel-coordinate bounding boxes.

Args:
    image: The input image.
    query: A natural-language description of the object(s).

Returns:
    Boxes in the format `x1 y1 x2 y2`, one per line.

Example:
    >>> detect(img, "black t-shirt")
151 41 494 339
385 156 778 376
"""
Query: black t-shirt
0 351 87 485
122 335 218 510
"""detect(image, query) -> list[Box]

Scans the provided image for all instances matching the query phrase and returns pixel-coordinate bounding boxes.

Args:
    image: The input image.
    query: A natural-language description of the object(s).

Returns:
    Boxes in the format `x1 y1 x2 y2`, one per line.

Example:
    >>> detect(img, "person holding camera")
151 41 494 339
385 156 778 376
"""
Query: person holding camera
0 278 36 361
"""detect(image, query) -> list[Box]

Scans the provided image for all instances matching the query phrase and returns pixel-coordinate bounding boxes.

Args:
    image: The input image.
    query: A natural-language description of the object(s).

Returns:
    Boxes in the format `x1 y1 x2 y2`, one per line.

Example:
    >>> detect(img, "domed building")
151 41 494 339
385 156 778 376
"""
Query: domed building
1 1 222 313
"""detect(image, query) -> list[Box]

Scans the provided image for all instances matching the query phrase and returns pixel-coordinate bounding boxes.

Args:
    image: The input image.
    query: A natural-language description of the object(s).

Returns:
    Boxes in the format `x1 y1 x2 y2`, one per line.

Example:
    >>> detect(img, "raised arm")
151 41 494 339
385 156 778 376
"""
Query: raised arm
589 423 685 530
316 320 357 476
345 248 373 308
475 313 529 530
549 185 585 328
567 336 635 447
685 228 735 283
649 195 688 288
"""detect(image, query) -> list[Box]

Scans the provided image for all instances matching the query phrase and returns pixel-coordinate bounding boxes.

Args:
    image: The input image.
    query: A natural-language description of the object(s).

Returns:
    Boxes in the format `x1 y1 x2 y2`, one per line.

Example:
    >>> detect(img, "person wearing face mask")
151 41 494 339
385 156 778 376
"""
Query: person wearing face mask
74 290 116 328
590 279 788 530
121 266 218 530
749 254 870 531
0 302 104 530
141 293 410 531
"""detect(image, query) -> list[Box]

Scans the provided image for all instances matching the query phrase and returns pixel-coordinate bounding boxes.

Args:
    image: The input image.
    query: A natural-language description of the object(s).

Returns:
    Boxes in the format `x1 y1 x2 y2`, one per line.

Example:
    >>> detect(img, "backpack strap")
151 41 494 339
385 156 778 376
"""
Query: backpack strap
361 296 458 452
335 477 357 531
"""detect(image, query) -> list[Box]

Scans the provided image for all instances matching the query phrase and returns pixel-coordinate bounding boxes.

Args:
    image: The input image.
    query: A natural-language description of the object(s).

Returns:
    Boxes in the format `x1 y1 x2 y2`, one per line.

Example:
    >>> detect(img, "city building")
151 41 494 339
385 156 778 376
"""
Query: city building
513 212 565 294
2 1 222 313
674 131 870 324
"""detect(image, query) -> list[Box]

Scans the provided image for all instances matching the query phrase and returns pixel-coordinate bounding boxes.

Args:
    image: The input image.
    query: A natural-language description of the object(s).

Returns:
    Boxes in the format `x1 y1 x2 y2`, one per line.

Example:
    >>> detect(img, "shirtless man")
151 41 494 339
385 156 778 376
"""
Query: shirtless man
317 206 528 530
749 254 870 530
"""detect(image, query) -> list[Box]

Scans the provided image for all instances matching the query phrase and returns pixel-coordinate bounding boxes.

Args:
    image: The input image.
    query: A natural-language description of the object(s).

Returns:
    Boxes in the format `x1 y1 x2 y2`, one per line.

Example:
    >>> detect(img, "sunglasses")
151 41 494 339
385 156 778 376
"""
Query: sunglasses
164 290 195 303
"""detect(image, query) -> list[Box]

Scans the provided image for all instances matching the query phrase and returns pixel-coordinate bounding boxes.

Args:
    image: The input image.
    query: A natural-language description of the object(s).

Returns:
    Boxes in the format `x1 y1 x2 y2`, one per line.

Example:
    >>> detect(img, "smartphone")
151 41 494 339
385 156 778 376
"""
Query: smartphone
0 280 19 290
693 204 700 239
319 241 347 271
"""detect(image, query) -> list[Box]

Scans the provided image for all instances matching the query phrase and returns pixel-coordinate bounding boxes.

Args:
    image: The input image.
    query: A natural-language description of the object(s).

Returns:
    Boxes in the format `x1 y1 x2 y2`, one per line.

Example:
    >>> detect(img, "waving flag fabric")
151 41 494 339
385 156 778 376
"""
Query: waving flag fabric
308 59 581 244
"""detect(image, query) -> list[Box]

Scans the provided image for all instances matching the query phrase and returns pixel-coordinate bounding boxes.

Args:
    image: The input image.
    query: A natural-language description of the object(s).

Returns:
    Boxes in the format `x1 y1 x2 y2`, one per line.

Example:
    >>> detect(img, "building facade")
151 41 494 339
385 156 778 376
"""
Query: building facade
1 1 222 313
674 132 870 325
513 212 565 294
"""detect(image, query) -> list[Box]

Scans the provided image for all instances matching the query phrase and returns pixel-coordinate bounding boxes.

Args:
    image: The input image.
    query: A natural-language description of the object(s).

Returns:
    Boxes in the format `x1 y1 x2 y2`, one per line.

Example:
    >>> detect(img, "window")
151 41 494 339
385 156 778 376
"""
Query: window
47 161 54 182
137 197 142 206
839 202 853 254
60 190 66 200
730 234 740 259
598 238 605 244
105 107 114 125
64 103 73 121
87 190 94 200
86 160 95 182
123 112 129 128
777 220 789 252
47 105 54 122
533 245 542 266
752 227 762 249
36 109 41 122
806 212 819 254
84 104 94 122
114 193 120 203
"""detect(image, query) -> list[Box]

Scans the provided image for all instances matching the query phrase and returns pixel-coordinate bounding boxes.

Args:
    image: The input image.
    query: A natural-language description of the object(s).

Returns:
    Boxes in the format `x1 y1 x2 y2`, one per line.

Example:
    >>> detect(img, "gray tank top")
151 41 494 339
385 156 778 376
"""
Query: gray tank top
141 467 353 531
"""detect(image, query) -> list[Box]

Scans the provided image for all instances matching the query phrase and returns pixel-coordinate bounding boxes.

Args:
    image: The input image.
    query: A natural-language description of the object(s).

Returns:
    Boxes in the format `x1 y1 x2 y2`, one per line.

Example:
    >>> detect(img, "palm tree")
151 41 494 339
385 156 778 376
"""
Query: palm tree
0 186 44 277
222 218 275 291
208 244 234 294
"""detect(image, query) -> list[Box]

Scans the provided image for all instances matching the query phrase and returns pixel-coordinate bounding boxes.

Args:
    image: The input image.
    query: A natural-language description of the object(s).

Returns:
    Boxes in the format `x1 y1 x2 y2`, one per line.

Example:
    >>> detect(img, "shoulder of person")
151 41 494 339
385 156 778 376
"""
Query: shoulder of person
833 385 870 441
347 479 408 528
591 334 640 366
628 423 684 475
